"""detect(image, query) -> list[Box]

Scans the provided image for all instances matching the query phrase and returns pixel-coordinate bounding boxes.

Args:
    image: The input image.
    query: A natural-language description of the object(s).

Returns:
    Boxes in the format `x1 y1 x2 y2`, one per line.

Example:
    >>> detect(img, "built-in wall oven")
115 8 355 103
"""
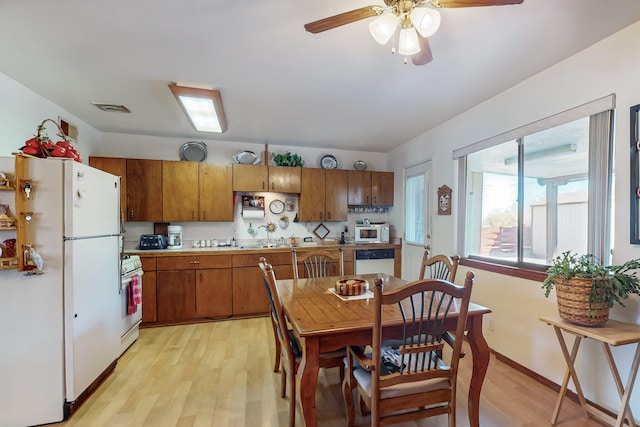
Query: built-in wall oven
120 255 143 356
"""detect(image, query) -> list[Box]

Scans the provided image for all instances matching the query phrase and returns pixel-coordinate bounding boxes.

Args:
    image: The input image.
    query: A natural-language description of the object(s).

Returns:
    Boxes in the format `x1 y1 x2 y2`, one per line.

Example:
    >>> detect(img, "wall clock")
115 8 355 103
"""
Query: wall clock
269 199 285 214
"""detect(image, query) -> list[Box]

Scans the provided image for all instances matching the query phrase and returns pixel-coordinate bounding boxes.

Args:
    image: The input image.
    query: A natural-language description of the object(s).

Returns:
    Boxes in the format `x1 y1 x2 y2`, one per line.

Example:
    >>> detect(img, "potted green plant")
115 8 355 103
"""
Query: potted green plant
542 251 640 326
272 151 304 167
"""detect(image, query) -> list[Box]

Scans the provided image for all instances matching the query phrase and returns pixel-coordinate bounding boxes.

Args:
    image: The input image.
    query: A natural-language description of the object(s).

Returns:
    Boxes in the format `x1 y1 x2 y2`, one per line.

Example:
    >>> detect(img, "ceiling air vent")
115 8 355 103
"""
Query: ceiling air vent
91 102 131 113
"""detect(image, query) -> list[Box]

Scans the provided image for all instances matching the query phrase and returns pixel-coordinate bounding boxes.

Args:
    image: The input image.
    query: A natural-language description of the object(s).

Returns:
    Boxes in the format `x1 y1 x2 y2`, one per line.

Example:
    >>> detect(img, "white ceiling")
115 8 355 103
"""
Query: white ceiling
2 1 640 153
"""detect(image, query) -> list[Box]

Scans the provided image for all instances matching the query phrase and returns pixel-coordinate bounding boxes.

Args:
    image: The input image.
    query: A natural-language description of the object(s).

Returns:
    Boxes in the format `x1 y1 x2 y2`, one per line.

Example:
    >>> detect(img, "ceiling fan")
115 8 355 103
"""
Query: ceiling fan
304 0 524 65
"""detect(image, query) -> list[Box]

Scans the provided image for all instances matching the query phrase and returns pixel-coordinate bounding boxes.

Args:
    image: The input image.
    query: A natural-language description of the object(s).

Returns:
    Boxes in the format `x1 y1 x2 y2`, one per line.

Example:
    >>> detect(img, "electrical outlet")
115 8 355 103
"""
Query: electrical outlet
487 317 495 332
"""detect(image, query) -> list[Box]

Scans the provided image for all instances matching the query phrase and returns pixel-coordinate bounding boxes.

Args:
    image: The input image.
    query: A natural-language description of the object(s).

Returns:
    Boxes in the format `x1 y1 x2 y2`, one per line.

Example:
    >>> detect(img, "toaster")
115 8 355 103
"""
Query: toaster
138 234 167 250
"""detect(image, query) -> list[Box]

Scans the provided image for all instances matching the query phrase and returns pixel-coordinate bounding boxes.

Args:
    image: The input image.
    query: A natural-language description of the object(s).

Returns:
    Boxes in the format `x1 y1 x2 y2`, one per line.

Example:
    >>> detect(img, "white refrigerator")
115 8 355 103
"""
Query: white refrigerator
0 157 121 427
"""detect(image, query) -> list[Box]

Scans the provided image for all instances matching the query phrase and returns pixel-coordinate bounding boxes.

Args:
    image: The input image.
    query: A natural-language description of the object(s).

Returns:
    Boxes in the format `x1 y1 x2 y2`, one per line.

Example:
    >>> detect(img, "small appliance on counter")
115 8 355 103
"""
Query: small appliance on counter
354 221 390 244
167 225 183 249
138 234 167 250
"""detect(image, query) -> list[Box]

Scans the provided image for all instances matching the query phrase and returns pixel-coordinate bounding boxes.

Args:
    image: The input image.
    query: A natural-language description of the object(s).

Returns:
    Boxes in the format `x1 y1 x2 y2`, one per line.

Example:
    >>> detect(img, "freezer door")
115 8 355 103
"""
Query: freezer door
64 235 121 402
64 161 120 238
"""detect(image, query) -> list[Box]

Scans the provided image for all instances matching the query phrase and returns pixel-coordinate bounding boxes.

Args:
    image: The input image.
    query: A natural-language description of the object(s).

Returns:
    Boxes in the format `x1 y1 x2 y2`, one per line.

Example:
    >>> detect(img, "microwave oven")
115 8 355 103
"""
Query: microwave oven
354 224 390 244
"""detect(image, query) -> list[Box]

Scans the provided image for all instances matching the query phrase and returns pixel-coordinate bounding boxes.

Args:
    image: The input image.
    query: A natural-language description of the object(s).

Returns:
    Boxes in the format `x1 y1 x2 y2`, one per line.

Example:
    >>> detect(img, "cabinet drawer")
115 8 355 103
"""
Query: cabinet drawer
157 255 232 270
233 251 293 268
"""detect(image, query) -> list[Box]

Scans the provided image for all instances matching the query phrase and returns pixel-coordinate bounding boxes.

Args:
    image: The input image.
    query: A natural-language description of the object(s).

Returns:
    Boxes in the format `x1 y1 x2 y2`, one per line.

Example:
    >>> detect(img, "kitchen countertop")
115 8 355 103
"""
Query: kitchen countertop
125 239 402 257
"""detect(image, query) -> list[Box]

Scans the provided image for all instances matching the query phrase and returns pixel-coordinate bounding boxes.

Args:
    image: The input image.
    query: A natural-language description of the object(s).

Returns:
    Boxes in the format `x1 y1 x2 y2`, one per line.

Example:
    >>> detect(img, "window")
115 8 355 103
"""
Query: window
455 96 614 269
405 174 424 244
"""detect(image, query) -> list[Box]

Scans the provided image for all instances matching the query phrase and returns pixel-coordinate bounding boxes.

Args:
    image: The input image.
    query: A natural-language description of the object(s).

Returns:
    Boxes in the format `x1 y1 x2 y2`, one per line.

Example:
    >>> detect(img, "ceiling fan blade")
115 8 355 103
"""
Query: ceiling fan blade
430 0 523 7
412 35 433 65
304 6 384 34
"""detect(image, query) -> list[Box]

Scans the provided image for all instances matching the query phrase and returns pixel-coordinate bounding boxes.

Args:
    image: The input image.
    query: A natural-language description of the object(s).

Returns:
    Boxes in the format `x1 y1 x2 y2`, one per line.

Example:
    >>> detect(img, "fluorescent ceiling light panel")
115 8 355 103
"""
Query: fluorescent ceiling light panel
169 84 228 133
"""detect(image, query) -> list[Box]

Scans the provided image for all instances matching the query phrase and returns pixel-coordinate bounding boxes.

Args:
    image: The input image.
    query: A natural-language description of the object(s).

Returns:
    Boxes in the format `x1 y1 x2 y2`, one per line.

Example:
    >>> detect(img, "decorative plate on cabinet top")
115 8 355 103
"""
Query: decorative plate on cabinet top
320 154 338 169
233 150 262 165
179 141 207 162
353 160 367 171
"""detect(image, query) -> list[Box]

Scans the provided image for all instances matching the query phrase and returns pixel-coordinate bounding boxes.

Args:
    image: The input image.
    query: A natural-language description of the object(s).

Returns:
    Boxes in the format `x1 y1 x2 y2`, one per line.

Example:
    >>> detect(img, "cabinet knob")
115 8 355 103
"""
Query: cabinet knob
130 210 134 220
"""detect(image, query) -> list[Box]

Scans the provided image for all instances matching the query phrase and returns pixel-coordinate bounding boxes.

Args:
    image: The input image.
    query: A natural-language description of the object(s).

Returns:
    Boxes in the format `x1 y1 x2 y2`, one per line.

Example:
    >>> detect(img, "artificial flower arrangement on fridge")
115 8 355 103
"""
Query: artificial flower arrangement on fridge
17 119 82 162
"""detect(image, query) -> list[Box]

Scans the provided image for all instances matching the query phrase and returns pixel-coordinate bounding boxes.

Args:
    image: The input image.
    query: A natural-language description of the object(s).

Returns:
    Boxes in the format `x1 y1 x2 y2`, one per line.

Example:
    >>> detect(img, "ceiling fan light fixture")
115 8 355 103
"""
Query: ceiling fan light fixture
369 13 400 45
168 84 228 133
398 26 421 56
410 7 441 38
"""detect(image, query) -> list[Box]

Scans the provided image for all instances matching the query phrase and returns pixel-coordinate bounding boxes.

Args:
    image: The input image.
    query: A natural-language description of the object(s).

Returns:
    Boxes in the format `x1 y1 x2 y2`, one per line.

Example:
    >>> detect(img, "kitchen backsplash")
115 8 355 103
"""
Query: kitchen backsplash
122 191 391 249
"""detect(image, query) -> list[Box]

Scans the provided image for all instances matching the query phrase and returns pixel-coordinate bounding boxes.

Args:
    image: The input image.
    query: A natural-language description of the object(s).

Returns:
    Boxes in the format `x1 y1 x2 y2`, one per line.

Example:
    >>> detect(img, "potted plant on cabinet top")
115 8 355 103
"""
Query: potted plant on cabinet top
271 151 304 167
542 251 640 326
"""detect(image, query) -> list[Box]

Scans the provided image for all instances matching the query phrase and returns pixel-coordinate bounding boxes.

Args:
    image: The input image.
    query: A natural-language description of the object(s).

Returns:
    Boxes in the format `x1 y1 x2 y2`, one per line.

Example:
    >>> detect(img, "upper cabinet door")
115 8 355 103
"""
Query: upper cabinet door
232 164 268 192
88 156 127 221
299 168 325 222
126 159 163 222
371 171 394 206
348 170 372 205
268 166 301 193
163 160 199 221
199 163 233 221
325 169 348 221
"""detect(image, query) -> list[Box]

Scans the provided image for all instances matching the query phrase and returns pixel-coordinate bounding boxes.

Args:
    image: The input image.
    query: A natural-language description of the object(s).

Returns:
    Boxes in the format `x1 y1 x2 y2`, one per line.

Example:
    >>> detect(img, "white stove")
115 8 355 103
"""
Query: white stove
120 255 143 356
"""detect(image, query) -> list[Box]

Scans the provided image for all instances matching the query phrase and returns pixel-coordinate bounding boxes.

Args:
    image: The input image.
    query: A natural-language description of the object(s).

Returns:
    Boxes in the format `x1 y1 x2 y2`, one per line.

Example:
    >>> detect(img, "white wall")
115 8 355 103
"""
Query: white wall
0 73 101 158
388 21 640 415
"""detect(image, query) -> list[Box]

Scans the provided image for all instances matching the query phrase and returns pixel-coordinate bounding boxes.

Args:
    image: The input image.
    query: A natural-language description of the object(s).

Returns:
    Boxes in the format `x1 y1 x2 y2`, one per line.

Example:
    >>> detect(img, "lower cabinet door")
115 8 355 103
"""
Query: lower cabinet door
141 271 157 323
156 270 196 321
195 269 232 317
232 266 270 315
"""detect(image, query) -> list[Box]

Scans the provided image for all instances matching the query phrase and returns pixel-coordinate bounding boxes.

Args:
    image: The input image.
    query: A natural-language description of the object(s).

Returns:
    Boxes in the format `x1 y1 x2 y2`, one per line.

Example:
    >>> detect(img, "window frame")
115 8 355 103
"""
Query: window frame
454 95 615 276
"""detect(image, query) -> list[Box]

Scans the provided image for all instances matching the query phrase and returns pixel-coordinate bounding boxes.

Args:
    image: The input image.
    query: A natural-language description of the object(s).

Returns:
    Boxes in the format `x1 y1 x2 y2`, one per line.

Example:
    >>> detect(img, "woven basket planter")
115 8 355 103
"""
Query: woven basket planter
554 277 609 326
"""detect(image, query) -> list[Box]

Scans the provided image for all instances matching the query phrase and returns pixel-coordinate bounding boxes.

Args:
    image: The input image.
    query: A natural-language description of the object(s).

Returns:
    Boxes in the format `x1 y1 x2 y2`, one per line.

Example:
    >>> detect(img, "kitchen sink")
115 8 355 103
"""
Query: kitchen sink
239 243 281 249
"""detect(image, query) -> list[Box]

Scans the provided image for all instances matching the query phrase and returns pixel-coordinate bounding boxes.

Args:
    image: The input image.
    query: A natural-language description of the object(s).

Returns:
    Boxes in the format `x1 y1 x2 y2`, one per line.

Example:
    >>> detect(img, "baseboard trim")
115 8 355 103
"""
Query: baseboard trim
491 349 619 421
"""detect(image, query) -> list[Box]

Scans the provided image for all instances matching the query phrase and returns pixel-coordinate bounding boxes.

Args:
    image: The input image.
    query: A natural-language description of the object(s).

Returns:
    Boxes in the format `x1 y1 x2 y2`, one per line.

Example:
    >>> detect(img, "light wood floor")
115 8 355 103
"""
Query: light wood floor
55 317 606 427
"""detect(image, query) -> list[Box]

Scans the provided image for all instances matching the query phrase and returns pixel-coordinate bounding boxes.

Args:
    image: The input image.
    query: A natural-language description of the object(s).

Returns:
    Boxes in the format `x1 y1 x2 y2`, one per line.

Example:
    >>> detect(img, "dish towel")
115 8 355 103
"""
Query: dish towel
127 274 141 315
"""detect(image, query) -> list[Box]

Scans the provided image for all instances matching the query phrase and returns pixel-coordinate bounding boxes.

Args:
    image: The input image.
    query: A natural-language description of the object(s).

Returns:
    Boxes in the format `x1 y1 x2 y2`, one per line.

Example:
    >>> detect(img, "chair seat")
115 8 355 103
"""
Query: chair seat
352 367 451 400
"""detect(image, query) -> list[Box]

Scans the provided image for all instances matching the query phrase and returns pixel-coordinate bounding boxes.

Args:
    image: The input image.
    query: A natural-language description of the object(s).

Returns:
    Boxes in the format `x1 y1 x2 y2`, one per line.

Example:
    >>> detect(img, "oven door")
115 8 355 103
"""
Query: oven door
120 271 143 356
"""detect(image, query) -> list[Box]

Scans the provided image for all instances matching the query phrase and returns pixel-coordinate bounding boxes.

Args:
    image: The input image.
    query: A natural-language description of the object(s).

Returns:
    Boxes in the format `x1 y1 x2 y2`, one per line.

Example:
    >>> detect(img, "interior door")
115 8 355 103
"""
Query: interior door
403 161 432 281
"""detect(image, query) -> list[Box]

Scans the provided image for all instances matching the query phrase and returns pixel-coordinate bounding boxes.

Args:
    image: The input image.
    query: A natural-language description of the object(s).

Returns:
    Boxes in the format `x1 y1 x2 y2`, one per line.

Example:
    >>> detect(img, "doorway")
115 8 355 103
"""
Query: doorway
403 160 432 281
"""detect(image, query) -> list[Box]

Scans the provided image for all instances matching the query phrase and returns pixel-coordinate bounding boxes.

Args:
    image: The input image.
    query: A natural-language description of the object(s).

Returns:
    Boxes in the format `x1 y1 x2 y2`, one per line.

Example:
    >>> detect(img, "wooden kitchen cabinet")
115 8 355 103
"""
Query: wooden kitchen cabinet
199 163 233 221
195 268 233 317
371 171 394 206
232 164 301 193
140 257 157 323
299 168 347 222
162 160 199 221
348 170 394 206
233 164 268 191
156 270 196 321
126 159 163 222
268 166 301 193
163 161 233 222
232 252 294 315
88 156 127 218
348 170 372 205
156 255 233 322
325 169 348 220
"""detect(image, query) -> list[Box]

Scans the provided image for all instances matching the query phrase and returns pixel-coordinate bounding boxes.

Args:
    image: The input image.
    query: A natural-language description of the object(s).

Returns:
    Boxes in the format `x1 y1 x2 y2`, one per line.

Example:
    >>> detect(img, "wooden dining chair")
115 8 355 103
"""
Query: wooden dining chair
292 248 344 279
342 272 474 427
419 249 460 282
259 257 346 427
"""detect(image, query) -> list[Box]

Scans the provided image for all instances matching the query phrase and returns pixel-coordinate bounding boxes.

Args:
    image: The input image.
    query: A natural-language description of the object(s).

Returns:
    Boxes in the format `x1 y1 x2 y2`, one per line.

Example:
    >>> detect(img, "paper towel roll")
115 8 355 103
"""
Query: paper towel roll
242 208 264 219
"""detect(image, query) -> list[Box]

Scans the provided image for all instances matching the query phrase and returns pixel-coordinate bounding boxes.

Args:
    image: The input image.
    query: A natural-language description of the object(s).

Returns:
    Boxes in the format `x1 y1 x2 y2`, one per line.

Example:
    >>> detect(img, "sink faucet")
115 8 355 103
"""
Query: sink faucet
258 223 276 245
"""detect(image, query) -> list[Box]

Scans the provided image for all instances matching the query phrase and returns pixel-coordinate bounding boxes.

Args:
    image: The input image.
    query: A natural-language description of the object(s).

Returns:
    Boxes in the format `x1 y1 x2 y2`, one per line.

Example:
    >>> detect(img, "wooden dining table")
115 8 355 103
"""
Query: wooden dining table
276 272 492 427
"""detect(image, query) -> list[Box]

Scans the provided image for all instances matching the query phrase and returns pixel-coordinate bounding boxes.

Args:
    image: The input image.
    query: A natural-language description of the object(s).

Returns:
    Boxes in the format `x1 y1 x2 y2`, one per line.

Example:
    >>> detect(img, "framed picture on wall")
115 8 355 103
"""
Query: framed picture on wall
630 104 640 244
437 185 452 216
